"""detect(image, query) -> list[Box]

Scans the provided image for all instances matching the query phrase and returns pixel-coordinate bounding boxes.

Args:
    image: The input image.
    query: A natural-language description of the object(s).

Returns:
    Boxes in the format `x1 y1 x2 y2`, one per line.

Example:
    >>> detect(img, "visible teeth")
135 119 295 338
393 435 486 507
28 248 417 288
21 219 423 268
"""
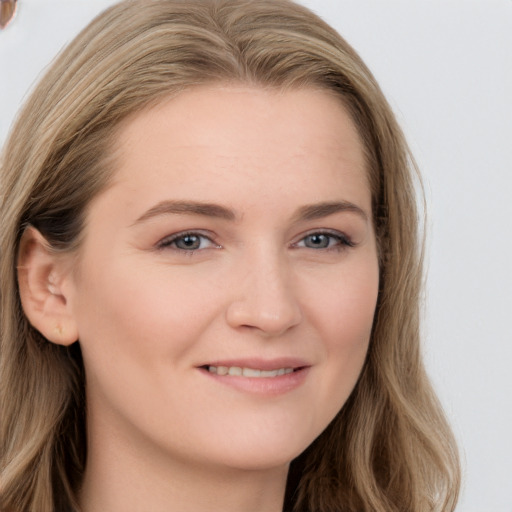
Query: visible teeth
260 369 278 377
207 366 295 377
242 367 261 377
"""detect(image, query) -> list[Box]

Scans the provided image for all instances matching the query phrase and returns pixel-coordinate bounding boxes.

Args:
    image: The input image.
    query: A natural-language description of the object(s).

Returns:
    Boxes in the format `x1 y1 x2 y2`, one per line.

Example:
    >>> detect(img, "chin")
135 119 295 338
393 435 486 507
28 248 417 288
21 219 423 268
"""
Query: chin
197 427 319 472
215 449 299 473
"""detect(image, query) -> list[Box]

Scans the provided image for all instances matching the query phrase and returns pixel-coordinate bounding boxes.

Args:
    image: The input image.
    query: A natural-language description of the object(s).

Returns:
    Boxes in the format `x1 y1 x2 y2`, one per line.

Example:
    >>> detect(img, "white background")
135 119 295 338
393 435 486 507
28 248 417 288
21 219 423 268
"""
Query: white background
1 1 511 510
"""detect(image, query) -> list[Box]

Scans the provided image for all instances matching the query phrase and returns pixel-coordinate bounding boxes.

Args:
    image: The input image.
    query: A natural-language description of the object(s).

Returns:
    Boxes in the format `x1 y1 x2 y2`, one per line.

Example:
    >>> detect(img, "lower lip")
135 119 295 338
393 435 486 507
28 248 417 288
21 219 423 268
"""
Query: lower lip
198 367 310 396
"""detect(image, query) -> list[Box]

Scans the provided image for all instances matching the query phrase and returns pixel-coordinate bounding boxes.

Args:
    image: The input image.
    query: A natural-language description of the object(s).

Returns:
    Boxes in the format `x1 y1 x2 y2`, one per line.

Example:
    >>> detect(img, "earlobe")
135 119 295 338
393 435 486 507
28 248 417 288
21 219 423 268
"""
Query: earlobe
17 227 78 346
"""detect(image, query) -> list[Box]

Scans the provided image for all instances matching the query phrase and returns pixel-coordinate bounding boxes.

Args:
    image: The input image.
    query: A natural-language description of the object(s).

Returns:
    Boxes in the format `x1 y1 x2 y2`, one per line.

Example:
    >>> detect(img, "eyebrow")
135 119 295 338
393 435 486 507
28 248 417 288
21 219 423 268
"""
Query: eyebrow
292 201 368 223
133 200 237 224
133 199 368 225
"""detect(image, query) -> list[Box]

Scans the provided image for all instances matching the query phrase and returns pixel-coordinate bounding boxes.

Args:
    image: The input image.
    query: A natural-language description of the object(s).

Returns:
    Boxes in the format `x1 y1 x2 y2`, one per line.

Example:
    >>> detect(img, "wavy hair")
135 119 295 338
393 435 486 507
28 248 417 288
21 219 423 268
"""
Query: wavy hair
0 1 460 511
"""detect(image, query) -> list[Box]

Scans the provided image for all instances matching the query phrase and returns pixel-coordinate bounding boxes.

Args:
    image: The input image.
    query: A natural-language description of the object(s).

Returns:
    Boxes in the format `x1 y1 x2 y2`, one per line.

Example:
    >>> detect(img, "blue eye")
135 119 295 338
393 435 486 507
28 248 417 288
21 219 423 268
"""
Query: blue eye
157 232 218 252
296 231 354 250
157 230 353 253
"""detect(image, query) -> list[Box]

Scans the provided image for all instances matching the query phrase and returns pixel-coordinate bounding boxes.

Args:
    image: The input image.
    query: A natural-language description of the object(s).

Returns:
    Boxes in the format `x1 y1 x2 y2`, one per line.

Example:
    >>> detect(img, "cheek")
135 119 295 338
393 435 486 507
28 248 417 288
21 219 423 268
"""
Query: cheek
70 261 223 437
304 259 379 410
323 283 376 374
307 257 379 346
72 260 221 369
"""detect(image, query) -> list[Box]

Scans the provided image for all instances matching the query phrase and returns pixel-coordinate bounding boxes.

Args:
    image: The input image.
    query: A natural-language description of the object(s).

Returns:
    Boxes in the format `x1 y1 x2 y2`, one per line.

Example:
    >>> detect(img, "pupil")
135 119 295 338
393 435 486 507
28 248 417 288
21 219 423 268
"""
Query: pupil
307 234 329 248
178 235 200 249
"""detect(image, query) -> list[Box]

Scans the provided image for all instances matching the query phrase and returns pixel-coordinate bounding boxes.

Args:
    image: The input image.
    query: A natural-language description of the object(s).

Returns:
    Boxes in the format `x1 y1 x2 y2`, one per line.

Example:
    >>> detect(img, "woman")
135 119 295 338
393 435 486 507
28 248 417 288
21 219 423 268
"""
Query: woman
0 1 460 511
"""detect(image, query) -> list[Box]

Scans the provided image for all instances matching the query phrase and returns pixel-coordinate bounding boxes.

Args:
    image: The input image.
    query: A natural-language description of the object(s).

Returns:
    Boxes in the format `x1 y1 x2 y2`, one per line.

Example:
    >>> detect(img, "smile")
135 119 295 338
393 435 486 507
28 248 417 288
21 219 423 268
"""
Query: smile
198 358 310 395
207 366 295 377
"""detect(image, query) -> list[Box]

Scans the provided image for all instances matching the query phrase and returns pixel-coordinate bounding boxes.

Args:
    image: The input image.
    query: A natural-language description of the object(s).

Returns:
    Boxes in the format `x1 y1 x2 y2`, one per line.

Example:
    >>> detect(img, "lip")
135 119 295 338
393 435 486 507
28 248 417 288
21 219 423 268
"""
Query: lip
199 357 309 371
197 358 311 396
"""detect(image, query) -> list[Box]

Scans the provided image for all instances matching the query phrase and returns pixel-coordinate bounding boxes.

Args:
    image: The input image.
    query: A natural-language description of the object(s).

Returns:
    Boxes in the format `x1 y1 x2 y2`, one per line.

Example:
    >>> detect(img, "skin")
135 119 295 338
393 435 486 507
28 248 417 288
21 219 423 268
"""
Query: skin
20 85 379 512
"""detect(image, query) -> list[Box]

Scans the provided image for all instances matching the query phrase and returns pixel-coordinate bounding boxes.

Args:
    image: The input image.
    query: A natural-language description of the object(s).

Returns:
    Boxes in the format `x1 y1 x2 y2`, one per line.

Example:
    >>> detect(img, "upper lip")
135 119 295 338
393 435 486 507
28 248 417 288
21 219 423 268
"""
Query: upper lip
198 357 310 371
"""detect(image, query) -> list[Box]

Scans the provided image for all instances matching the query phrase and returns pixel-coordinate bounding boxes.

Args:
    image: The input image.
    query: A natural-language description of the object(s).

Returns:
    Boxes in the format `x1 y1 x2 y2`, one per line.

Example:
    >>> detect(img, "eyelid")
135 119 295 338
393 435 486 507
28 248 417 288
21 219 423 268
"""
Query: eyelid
291 229 355 249
156 230 220 252
155 228 355 253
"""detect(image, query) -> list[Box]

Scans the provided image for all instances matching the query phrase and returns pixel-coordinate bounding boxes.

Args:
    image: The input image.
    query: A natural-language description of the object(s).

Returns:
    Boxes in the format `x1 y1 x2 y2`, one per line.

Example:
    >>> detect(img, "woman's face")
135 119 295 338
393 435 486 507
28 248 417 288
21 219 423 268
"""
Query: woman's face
65 85 379 471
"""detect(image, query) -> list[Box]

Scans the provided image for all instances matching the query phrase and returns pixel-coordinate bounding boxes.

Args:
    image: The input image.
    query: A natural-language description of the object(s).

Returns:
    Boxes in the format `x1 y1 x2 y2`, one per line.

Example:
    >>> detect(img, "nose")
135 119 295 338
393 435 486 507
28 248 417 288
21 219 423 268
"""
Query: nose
225 252 303 337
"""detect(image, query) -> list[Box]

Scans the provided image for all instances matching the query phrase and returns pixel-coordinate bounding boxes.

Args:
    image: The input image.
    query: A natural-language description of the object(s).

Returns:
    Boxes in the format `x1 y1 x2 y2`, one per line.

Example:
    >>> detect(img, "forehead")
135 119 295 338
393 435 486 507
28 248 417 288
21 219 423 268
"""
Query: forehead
103 85 370 218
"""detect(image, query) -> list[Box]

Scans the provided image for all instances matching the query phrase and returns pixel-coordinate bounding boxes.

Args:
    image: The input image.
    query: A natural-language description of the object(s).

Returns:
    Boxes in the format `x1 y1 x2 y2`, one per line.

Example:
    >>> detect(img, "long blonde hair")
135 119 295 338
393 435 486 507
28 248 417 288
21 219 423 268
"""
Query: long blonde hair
0 1 460 511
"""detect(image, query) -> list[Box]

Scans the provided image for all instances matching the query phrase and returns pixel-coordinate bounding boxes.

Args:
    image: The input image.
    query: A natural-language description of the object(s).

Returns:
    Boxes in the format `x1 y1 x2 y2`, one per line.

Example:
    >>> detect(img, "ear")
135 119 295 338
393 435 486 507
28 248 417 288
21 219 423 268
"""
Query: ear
17 226 78 346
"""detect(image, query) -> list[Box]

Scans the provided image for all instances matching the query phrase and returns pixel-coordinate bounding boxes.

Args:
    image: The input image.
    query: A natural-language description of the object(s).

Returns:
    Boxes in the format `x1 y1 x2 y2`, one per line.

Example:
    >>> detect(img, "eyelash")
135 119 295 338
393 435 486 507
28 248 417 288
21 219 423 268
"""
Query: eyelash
292 230 355 251
156 229 355 254
157 231 219 254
